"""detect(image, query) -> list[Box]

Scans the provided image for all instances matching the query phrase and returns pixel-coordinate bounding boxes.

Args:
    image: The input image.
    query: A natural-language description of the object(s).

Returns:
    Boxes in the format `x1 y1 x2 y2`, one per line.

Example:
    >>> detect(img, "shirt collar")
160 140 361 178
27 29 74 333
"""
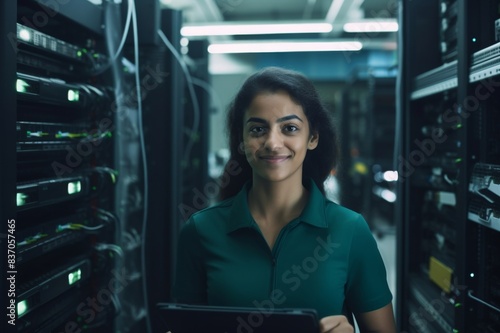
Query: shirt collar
226 181 256 233
300 179 329 228
226 179 328 234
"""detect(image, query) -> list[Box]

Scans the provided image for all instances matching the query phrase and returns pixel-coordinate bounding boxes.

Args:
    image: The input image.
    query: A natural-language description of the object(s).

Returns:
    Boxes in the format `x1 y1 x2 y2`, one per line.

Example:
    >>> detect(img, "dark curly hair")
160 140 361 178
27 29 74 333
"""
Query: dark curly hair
218 66 339 200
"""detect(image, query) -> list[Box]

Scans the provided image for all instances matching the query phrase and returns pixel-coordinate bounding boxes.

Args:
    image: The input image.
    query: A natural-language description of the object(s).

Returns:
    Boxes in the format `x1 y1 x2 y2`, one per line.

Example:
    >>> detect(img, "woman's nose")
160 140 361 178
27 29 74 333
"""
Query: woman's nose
264 128 283 151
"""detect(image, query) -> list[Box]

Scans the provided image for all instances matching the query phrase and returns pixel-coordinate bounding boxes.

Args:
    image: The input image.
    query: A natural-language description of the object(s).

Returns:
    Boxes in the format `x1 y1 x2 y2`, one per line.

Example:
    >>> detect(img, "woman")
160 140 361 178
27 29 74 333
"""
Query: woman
172 67 396 333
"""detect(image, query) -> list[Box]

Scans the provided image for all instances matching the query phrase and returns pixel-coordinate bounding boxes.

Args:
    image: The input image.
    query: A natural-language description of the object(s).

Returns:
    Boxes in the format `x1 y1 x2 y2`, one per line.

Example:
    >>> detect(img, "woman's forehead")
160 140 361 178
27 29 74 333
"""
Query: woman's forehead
245 91 303 116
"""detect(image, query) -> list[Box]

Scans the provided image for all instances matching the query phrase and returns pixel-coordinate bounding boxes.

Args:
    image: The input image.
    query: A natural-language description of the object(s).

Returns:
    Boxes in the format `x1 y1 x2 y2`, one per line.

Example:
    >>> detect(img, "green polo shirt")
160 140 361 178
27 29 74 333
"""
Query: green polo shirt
172 180 392 319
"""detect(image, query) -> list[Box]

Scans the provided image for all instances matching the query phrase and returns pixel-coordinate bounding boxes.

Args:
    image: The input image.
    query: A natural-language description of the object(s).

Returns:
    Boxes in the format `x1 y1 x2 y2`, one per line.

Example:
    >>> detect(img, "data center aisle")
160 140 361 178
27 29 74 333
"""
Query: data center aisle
375 232 397 315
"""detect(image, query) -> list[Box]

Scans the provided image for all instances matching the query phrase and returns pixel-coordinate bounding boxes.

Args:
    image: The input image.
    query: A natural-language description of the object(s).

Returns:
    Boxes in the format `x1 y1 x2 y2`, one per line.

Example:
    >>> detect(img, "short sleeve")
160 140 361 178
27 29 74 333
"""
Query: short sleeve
345 215 393 313
171 218 207 304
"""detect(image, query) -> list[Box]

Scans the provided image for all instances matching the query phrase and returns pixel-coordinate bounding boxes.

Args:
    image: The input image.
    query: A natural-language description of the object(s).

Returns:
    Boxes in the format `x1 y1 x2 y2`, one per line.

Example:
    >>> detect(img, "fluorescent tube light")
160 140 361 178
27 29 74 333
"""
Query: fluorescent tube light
343 20 399 33
208 40 362 54
181 21 333 37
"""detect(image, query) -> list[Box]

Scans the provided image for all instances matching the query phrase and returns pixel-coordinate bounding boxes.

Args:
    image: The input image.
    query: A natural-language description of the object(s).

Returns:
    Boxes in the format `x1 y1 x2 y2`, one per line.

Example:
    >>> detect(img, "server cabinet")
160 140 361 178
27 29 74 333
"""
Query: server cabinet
1 1 192 333
339 70 397 236
0 1 176 332
397 0 500 332
11 1 122 332
12 3 115 333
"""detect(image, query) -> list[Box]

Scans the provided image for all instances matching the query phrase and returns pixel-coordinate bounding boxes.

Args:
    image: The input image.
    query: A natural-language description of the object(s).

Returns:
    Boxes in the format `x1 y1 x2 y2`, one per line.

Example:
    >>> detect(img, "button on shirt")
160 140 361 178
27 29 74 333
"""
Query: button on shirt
172 180 392 319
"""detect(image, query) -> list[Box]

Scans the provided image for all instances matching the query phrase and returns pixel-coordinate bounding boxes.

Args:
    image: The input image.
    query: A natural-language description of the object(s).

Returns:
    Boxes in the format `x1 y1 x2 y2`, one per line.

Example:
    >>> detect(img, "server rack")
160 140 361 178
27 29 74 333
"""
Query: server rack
0 1 178 332
11 1 121 332
1 1 202 332
338 69 397 236
339 75 372 216
397 0 500 332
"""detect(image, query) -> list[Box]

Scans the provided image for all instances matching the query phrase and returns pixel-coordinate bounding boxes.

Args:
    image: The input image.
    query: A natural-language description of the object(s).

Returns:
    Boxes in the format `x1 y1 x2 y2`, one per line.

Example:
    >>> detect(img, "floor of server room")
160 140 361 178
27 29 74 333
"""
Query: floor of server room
374 215 397 299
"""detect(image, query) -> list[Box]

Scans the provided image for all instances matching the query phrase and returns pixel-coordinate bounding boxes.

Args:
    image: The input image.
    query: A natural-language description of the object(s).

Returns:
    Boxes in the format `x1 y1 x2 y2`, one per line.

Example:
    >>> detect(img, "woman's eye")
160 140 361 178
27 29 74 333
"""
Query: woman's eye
250 126 265 134
284 125 298 132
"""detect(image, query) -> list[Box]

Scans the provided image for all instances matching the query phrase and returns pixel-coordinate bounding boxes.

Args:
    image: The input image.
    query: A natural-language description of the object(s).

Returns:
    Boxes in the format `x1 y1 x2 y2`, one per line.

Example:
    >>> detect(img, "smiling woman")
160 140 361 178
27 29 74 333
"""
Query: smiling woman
242 90 318 188
172 67 396 333
220 66 338 199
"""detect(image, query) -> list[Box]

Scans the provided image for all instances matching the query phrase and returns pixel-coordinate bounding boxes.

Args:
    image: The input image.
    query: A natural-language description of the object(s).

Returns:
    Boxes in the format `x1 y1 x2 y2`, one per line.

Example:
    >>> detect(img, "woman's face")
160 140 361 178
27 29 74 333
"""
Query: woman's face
242 90 318 184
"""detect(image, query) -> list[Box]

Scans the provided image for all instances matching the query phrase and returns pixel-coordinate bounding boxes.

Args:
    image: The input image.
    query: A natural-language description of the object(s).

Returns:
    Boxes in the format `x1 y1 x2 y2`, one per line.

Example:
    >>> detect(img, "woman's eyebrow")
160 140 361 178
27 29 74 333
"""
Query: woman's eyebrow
245 117 266 124
245 115 303 124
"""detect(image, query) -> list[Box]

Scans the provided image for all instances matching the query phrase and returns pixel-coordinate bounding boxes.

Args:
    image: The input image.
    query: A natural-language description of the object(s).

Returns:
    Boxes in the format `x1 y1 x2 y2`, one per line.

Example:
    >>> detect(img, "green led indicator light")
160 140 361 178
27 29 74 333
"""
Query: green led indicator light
77 50 83 57
16 79 29 93
68 89 80 102
68 269 82 285
27 131 48 138
17 300 28 317
67 181 82 195
472 38 477 42
16 193 28 206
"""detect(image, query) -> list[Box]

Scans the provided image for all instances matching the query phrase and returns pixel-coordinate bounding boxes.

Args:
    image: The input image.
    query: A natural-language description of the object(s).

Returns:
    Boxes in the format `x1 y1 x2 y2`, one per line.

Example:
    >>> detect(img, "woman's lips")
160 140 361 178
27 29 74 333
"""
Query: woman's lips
259 155 290 163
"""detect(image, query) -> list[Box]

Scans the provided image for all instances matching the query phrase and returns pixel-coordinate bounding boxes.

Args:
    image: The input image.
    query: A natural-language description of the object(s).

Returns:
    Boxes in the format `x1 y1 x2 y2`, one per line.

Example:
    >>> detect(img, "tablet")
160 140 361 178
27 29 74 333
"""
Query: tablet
156 303 319 333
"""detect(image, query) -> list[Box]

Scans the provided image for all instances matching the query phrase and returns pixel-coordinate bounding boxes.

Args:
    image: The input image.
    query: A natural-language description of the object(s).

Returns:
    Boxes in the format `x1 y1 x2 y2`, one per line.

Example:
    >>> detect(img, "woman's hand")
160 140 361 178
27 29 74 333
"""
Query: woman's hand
319 315 354 333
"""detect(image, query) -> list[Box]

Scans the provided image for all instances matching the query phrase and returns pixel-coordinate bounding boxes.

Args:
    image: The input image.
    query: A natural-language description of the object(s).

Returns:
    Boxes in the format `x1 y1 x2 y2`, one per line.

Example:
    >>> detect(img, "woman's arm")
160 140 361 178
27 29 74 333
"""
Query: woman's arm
355 303 396 333
319 315 354 333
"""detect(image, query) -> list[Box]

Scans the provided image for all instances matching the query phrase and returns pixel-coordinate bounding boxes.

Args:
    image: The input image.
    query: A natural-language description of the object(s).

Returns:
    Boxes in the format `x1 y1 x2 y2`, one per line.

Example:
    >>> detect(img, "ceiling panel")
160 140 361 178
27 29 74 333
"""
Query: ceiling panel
162 0 397 23
218 0 335 21
216 0 397 22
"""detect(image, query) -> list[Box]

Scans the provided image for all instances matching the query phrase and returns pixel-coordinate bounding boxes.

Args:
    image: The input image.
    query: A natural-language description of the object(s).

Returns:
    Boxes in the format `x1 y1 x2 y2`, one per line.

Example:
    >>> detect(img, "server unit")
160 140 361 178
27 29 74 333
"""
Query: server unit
397 0 500 332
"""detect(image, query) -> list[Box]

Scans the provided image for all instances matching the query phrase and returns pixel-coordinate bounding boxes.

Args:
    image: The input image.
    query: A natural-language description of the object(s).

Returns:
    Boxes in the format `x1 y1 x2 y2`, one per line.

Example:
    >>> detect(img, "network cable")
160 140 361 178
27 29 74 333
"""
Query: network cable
129 1 152 332
157 29 201 169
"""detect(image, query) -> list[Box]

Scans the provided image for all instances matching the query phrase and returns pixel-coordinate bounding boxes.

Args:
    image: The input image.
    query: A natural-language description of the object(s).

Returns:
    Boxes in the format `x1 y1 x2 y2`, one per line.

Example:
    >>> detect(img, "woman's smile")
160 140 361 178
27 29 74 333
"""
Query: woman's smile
259 155 290 163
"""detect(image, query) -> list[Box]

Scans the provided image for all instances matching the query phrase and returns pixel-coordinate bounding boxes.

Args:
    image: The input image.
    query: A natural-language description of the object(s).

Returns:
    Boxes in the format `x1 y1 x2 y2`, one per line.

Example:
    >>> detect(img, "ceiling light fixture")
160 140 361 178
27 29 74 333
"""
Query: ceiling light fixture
343 19 399 33
181 21 333 37
207 40 363 54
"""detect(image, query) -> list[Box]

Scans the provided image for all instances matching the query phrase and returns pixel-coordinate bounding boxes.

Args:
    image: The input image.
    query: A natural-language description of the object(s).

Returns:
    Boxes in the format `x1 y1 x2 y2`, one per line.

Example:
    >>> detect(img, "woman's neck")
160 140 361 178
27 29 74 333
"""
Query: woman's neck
248 177 309 227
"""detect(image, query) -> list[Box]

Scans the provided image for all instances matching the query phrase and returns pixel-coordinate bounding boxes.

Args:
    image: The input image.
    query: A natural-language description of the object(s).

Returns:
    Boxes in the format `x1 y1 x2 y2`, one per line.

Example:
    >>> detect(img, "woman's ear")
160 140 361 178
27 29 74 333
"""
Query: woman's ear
238 142 245 154
308 132 319 150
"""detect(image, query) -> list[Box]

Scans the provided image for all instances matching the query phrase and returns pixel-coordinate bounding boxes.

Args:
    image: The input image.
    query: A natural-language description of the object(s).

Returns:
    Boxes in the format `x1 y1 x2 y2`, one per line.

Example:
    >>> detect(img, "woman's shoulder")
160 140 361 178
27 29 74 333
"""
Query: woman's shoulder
189 196 235 221
181 196 240 237
322 200 370 234
305 180 367 230
324 200 364 222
